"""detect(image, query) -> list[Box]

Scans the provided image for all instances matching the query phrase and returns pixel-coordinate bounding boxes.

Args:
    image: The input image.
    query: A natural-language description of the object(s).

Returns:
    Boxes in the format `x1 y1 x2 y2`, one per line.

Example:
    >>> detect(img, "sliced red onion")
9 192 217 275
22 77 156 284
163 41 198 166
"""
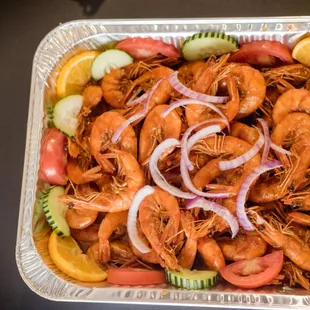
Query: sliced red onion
180 157 234 199
182 124 222 171
186 197 239 238
218 127 264 171
257 118 271 163
169 71 229 103
187 124 222 153
236 160 283 231
126 92 148 107
161 99 229 128
127 185 154 253
112 79 163 143
149 138 196 199
270 142 292 156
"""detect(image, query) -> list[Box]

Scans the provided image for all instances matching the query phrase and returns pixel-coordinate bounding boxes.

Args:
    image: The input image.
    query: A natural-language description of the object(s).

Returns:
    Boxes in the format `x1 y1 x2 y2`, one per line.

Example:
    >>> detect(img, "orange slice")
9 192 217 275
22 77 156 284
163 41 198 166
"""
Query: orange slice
56 50 99 98
292 37 310 67
48 230 107 282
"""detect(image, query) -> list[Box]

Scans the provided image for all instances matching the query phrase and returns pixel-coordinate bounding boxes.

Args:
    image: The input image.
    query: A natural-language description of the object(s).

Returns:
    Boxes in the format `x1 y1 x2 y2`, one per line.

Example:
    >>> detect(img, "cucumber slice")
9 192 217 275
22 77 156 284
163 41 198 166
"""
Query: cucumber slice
42 186 70 237
91 49 133 80
53 95 83 137
182 32 239 61
166 268 218 290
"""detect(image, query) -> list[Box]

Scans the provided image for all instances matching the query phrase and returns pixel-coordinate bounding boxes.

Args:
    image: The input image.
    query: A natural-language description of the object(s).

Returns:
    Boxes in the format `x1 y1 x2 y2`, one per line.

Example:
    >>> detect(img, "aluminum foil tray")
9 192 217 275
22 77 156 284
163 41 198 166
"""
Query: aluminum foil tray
16 17 310 308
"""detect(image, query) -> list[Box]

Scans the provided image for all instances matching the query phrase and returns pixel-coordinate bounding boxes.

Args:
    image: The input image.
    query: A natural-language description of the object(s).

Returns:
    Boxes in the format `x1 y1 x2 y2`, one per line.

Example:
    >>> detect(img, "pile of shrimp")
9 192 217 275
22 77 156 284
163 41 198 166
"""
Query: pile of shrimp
60 53 310 290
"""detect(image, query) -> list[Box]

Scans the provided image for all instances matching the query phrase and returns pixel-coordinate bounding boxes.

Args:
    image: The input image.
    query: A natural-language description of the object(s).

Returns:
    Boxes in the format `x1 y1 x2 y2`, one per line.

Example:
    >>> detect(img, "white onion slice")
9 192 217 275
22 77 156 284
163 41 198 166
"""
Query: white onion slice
236 160 283 231
149 138 196 199
127 185 154 253
182 122 223 171
257 118 271 162
126 92 148 107
186 197 239 238
187 124 221 152
112 79 163 143
218 127 264 171
270 142 293 156
180 157 234 199
169 71 229 103
161 99 229 129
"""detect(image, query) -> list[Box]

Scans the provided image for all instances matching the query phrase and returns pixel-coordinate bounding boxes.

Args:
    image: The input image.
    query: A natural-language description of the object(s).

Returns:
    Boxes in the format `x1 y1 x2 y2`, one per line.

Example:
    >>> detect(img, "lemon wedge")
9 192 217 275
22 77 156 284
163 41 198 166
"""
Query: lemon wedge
56 50 99 98
48 230 107 282
292 37 310 67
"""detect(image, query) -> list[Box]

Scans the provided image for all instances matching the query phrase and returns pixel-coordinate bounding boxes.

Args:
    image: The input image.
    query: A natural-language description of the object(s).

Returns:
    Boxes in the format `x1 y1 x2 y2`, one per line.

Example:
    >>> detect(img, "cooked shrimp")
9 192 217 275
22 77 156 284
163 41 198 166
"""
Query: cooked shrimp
192 135 261 213
306 79 310 91
67 138 81 158
157 149 182 172
98 210 128 263
217 231 267 261
222 74 240 122
263 64 310 88
61 150 145 212
193 54 229 94
287 212 310 226
178 60 205 87
197 236 226 272
249 176 287 203
129 221 162 264
283 191 310 211
138 186 180 270
272 89 310 125
81 85 103 116
66 208 98 230
90 111 137 172
127 66 174 109
272 112 310 190
65 184 99 229
110 240 136 263
118 67 176 127
231 65 266 119
70 224 99 243
101 62 151 108
282 261 310 290
178 211 197 269
139 105 182 165
249 211 310 271
186 55 236 128
86 242 106 269
230 121 259 145
66 157 102 185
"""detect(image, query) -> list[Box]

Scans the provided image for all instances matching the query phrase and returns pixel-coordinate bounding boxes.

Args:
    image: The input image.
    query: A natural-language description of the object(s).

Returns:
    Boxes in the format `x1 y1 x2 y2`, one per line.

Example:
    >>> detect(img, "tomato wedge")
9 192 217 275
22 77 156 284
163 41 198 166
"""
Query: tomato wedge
229 40 294 67
38 128 67 185
220 250 284 289
107 268 166 285
115 37 180 60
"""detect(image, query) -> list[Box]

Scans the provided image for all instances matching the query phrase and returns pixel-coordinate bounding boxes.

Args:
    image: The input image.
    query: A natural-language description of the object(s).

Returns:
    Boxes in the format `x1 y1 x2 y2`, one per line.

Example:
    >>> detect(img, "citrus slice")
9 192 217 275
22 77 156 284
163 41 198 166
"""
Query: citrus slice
56 50 99 98
292 37 310 67
48 230 107 282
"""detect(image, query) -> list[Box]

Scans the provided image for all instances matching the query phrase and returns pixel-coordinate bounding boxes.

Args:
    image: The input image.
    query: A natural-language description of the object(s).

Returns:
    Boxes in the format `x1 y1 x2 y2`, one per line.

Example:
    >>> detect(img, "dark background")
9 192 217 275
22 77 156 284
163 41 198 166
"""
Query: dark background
1 0 310 309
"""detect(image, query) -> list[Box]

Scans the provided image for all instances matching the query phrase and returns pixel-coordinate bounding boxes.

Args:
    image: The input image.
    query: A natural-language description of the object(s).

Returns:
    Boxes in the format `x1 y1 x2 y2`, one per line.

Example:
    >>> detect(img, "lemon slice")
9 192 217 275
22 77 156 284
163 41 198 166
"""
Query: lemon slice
48 230 107 282
56 50 100 98
292 37 310 67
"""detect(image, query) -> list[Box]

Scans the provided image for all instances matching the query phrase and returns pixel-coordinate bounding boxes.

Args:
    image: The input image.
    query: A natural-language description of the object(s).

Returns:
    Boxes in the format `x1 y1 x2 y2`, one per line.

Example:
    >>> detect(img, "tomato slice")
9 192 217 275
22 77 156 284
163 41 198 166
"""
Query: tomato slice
107 268 166 285
38 128 67 185
229 40 294 67
115 37 180 60
220 250 284 289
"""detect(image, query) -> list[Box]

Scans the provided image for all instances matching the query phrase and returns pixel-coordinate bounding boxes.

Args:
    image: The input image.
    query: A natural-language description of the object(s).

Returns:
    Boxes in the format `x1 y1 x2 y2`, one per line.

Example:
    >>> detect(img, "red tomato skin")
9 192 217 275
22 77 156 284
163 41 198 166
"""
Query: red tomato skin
115 38 180 60
229 40 294 66
38 128 67 185
220 250 284 289
107 268 166 286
